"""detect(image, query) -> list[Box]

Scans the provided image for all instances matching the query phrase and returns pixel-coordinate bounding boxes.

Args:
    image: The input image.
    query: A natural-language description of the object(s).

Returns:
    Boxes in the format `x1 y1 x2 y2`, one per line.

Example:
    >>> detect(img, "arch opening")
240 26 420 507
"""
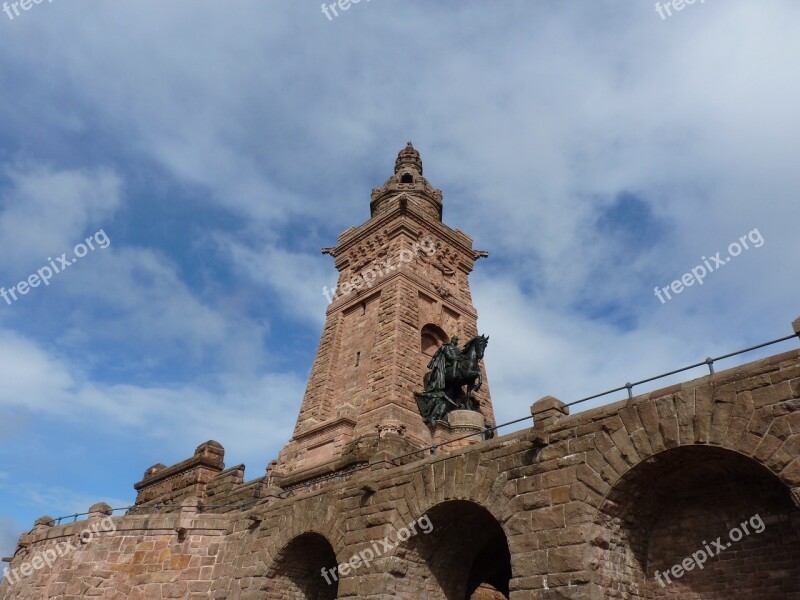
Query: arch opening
392 500 511 600
421 324 449 355
591 446 800 599
263 532 338 600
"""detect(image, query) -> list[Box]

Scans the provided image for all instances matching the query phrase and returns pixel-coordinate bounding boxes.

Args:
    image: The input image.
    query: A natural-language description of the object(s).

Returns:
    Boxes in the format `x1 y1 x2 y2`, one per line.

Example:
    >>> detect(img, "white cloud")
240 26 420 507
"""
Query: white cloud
0 327 305 463
218 235 336 326
0 165 122 272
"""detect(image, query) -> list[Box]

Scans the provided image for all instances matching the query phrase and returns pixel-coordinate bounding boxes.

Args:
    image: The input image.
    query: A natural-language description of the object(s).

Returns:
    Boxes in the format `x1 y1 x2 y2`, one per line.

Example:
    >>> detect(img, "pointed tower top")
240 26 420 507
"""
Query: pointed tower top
372 141 442 220
395 141 423 175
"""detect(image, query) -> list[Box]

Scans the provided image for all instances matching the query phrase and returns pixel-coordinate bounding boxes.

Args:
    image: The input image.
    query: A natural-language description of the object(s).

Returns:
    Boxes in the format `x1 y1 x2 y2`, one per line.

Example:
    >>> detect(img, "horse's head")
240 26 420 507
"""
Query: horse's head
464 334 490 358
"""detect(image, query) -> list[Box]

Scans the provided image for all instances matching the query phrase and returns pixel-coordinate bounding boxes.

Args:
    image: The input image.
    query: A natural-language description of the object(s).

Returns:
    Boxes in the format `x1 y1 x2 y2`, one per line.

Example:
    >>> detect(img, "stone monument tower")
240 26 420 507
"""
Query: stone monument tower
271 142 495 484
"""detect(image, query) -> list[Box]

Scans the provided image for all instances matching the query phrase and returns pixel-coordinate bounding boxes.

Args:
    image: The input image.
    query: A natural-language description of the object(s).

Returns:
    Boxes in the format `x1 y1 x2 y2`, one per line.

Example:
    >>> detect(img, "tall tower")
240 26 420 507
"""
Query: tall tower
272 143 494 483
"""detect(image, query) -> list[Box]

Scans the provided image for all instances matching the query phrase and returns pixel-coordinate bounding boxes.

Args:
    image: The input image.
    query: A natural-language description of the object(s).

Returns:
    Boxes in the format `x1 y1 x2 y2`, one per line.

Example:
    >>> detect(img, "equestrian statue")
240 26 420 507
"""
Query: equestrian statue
415 334 490 426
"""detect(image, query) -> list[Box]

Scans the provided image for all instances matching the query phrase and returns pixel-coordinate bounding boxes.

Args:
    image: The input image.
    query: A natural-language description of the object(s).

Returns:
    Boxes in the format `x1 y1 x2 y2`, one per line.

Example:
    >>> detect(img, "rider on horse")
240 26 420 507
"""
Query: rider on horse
426 336 464 391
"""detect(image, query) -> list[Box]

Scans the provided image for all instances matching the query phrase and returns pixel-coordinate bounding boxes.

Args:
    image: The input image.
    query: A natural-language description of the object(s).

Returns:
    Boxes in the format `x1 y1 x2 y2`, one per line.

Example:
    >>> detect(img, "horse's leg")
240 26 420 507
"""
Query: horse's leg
449 383 463 408
472 381 481 411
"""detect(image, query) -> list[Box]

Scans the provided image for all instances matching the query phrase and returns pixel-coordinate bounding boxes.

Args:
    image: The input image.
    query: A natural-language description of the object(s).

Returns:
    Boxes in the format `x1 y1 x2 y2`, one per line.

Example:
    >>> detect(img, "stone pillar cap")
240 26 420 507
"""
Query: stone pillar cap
531 395 569 416
195 440 224 455
34 515 55 528
531 395 569 430
143 463 167 479
88 502 114 517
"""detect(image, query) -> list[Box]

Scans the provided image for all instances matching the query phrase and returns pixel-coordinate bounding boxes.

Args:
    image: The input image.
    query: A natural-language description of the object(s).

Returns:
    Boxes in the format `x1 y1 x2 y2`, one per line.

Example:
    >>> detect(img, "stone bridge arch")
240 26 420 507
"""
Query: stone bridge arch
262 531 339 600
386 499 512 600
363 450 517 599
588 445 800 598
569 368 800 599
221 494 347 599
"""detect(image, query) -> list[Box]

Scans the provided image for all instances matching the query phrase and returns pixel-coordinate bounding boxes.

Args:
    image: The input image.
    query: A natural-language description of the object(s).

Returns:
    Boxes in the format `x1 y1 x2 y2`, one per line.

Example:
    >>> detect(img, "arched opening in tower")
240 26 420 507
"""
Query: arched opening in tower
591 445 800 599
263 532 338 600
393 500 511 600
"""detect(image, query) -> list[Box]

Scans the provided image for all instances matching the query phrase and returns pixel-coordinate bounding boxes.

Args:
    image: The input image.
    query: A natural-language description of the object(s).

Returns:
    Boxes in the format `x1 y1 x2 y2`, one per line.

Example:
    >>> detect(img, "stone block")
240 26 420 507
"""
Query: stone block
532 396 569 430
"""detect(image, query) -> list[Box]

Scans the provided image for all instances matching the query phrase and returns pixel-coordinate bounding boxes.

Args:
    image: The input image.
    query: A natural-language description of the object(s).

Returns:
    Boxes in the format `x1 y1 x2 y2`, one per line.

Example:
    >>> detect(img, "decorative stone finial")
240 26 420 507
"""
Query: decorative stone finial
395 141 423 175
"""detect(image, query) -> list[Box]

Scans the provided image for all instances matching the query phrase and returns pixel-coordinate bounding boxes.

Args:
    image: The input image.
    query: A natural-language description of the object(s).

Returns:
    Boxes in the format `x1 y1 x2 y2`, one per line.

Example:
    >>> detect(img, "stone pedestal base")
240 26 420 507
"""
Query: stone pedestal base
432 410 487 452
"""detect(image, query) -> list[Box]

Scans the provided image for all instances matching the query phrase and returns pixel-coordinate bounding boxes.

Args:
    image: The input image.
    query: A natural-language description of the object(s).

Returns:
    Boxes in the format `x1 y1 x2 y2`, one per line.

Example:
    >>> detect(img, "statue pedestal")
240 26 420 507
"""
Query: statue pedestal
432 410 487 452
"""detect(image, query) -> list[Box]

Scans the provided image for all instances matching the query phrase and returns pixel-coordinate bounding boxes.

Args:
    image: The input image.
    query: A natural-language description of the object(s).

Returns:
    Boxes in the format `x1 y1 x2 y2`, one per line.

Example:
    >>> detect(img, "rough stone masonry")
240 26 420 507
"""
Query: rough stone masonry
2 145 799 599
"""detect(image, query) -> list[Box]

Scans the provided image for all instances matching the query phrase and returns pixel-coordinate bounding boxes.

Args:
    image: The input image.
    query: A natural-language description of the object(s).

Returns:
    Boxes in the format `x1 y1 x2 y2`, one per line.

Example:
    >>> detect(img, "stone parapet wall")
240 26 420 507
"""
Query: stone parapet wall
133 441 226 509
0 510 230 599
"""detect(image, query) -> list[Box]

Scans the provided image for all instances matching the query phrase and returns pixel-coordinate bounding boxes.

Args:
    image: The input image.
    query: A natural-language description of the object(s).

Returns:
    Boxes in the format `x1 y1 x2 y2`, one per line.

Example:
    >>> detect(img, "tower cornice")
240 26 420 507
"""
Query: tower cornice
330 197 479 269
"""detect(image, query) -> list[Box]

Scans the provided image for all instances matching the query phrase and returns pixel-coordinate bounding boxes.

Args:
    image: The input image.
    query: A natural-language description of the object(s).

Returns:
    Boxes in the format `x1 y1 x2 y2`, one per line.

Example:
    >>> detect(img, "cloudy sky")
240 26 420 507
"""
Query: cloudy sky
0 0 798 561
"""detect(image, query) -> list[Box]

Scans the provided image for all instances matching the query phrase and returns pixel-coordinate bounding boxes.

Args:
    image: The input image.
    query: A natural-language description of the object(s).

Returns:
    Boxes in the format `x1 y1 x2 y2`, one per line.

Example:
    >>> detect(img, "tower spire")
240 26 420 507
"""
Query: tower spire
395 141 423 175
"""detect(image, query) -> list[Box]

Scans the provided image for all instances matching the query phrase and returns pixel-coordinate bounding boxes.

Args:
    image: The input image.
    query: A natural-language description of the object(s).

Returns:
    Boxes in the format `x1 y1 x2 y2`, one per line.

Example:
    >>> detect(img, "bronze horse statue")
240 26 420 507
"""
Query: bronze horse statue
417 334 489 424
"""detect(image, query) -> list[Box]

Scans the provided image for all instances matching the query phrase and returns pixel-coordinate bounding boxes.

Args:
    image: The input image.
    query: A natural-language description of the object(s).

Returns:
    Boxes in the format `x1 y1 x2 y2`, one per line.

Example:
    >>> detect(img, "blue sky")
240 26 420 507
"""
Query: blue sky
1 0 799 560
